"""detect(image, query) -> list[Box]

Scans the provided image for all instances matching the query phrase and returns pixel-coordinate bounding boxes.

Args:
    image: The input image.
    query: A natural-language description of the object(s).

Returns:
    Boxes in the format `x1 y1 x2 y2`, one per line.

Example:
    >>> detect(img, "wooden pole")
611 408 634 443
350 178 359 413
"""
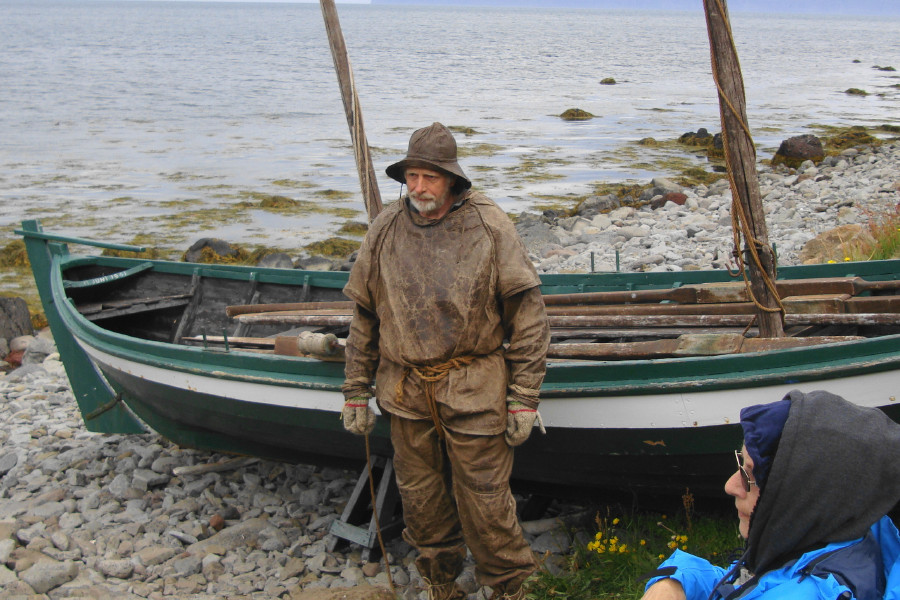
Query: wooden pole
703 0 784 337
320 0 383 221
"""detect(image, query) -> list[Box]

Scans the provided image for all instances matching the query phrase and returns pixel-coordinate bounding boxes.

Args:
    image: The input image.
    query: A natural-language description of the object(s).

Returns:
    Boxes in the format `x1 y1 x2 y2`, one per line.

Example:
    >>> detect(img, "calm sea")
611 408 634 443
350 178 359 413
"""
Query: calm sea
1 0 898 255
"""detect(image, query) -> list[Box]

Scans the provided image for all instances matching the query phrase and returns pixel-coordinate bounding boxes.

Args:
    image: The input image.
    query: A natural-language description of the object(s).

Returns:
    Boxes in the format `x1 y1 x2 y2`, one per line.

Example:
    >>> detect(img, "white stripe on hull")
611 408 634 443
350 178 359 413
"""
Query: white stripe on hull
78 339 899 430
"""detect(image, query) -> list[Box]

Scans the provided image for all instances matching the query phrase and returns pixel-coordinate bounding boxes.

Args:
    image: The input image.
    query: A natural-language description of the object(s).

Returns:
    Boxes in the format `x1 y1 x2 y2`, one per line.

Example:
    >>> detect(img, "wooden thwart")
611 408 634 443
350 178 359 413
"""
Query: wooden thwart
78 294 193 322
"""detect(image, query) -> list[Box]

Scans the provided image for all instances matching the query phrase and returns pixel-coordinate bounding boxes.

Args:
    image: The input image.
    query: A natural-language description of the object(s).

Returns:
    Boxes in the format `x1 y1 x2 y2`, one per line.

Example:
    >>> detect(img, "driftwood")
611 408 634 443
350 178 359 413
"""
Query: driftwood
172 457 259 477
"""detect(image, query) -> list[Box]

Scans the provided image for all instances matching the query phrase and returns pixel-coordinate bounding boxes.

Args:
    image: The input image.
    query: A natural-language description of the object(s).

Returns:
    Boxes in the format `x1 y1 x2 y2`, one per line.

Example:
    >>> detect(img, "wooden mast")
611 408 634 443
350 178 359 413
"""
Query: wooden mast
320 0 383 221
703 0 785 337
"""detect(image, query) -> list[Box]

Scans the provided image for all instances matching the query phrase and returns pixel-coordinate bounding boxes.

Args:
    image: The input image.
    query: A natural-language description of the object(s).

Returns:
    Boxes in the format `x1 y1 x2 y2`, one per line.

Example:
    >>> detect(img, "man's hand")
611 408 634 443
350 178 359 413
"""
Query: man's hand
640 579 686 600
342 396 376 435
505 400 539 446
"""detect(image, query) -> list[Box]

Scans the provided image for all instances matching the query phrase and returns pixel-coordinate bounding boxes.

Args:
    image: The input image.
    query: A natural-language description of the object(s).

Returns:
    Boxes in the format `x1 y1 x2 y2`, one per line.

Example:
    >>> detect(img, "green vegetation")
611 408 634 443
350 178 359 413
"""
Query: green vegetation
845 88 868 96
560 108 595 121
337 222 368 237
600 78 617 85
527 498 740 600
303 237 360 258
0 240 29 268
842 204 900 262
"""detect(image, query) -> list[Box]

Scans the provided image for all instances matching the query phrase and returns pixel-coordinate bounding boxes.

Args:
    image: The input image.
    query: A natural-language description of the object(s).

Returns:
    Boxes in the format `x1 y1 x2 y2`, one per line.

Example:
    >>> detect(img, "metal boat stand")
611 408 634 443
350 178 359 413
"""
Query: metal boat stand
326 455 402 561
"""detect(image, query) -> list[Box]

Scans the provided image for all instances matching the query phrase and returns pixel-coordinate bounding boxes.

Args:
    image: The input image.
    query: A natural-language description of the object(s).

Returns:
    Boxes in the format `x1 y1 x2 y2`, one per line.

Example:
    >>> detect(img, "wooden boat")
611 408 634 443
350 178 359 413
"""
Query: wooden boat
18 219 900 497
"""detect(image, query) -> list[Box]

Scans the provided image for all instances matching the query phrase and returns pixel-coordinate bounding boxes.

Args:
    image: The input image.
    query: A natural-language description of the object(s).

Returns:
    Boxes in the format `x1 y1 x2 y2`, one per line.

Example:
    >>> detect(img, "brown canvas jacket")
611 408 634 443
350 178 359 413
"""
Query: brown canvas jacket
342 190 549 435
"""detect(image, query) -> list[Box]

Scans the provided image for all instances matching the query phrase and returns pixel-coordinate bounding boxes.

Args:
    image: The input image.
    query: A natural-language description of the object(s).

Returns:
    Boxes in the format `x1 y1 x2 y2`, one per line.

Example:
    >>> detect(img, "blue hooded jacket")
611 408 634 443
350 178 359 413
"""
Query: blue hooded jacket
645 390 900 599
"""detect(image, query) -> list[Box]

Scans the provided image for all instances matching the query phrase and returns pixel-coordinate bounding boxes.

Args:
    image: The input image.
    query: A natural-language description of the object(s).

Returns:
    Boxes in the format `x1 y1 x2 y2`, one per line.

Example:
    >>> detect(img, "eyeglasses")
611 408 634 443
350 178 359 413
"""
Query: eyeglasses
734 450 758 492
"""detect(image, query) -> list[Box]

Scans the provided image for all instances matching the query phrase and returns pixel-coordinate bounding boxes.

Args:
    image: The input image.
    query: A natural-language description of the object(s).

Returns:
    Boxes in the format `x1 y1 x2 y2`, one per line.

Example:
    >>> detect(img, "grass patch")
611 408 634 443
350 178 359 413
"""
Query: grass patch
842 204 900 262
529 497 740 600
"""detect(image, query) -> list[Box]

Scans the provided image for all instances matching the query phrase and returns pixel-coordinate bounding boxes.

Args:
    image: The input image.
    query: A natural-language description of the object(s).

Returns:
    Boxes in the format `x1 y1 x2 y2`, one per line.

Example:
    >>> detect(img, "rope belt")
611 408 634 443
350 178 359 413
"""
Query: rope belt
394 355 476 439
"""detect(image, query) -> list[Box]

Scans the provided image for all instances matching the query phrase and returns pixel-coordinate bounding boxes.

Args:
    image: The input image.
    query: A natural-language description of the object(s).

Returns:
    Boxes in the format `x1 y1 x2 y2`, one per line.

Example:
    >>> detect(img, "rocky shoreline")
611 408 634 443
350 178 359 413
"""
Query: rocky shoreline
0 335 582 600
1 141 898 599
516 141 899 273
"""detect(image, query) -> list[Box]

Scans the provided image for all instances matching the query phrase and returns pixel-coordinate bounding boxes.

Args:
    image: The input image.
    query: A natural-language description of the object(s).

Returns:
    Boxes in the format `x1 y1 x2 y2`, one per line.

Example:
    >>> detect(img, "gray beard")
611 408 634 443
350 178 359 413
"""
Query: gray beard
409 194 439 214
409 188 451 215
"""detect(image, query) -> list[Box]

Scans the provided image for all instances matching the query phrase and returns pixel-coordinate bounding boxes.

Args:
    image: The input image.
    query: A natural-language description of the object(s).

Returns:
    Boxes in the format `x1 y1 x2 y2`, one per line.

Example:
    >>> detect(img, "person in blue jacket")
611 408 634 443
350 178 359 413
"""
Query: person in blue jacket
642 389 900 600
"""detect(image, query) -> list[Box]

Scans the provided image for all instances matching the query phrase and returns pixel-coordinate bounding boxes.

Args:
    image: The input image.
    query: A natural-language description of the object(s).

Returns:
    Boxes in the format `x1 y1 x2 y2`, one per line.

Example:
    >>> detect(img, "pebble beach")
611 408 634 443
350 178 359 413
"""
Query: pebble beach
1 141 899 599
0 340 580 600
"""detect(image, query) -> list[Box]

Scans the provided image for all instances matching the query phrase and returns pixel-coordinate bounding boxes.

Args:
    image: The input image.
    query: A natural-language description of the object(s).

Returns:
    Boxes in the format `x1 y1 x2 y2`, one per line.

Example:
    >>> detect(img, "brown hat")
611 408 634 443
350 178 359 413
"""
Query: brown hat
385 122 471 190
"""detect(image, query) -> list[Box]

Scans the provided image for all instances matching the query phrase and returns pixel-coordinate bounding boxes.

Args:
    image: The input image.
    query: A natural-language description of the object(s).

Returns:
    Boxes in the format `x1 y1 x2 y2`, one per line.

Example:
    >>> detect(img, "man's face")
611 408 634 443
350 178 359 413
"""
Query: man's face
405 167 454 219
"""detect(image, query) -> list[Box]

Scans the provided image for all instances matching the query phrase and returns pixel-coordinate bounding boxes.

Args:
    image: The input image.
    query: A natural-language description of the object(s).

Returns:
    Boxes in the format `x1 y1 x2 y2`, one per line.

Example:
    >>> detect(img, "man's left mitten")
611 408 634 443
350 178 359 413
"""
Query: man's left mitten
342 396 376 435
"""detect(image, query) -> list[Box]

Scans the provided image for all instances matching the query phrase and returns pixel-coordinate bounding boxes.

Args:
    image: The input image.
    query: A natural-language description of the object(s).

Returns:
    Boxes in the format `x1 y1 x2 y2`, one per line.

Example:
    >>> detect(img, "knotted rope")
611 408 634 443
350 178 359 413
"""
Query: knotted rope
394 356 477 439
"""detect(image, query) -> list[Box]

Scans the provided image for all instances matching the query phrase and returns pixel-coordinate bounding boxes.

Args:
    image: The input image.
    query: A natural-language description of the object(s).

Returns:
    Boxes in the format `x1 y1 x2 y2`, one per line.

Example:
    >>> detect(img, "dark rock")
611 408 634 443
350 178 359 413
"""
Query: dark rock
256 252 294 269
0 297 32 340
295 256 335 272
772 134 824 169
651 192 688 210
183 238 240 263
679 128 714 146
576 194 620 218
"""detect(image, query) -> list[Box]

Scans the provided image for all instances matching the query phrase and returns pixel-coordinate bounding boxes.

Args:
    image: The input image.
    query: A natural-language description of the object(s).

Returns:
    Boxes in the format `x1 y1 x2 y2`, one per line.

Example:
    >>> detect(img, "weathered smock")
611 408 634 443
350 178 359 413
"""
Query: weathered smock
342 190 549 435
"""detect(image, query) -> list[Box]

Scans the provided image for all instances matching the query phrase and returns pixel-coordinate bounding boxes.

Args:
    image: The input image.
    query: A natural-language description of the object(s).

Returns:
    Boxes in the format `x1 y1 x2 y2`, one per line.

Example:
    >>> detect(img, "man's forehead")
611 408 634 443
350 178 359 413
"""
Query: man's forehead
404 166 447 178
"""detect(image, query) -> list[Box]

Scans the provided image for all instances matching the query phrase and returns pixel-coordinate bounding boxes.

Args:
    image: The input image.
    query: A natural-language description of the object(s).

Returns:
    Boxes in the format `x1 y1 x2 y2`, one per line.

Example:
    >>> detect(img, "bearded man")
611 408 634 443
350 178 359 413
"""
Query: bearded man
341 122 550 600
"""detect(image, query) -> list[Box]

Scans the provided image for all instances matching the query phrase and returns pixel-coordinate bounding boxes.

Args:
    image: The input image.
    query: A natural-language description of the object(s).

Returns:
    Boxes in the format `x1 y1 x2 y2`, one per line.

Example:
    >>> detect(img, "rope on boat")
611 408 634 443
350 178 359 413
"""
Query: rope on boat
705 0 786 321
84 392 125 421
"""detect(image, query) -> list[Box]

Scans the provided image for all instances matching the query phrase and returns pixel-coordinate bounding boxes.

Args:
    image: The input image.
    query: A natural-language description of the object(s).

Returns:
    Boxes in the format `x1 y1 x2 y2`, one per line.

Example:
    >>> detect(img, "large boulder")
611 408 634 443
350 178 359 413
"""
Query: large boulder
183 238 241 263
256 252 294 269
0 296 32 340
772 134 825 169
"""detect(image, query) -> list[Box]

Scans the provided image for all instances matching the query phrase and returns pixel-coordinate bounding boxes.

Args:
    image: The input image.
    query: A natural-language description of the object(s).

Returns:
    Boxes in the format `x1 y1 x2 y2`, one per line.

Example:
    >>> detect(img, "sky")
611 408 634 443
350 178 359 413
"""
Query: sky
157 0 900 16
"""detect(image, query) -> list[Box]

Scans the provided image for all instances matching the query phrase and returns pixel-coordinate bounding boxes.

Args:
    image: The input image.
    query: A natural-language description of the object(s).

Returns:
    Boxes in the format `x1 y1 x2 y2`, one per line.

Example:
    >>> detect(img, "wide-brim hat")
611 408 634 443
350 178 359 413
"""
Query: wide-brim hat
385 122 471 190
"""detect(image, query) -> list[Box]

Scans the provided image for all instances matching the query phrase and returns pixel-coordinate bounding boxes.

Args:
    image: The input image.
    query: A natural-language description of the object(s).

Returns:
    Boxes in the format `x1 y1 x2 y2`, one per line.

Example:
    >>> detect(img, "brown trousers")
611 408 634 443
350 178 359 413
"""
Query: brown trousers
390 415 536 590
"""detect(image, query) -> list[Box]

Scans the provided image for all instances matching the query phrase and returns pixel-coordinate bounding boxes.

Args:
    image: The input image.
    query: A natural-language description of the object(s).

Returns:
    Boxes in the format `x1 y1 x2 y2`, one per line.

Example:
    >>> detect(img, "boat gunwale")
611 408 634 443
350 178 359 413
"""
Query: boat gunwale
50 253 900 398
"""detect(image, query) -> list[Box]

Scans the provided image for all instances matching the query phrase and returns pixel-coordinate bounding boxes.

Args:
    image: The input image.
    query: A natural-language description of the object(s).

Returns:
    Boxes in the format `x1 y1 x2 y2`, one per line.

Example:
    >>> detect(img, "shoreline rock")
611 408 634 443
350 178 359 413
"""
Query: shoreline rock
517 142 899 273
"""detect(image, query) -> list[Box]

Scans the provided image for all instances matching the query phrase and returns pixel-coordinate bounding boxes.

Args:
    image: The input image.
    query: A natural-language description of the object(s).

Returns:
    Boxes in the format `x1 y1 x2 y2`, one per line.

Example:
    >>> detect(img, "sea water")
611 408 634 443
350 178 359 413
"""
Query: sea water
1 0 898 253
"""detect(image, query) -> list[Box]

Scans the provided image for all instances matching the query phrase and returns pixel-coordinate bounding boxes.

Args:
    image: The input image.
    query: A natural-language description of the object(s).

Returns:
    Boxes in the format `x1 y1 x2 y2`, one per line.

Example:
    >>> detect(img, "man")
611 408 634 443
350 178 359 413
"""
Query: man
341 122 550 600
641 389 900 599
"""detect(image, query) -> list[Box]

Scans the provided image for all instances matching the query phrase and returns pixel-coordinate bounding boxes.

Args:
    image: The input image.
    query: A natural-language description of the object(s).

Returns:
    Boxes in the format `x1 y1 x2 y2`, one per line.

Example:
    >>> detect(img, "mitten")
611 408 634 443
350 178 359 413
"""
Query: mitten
505 400 539 446
342 396 376 435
